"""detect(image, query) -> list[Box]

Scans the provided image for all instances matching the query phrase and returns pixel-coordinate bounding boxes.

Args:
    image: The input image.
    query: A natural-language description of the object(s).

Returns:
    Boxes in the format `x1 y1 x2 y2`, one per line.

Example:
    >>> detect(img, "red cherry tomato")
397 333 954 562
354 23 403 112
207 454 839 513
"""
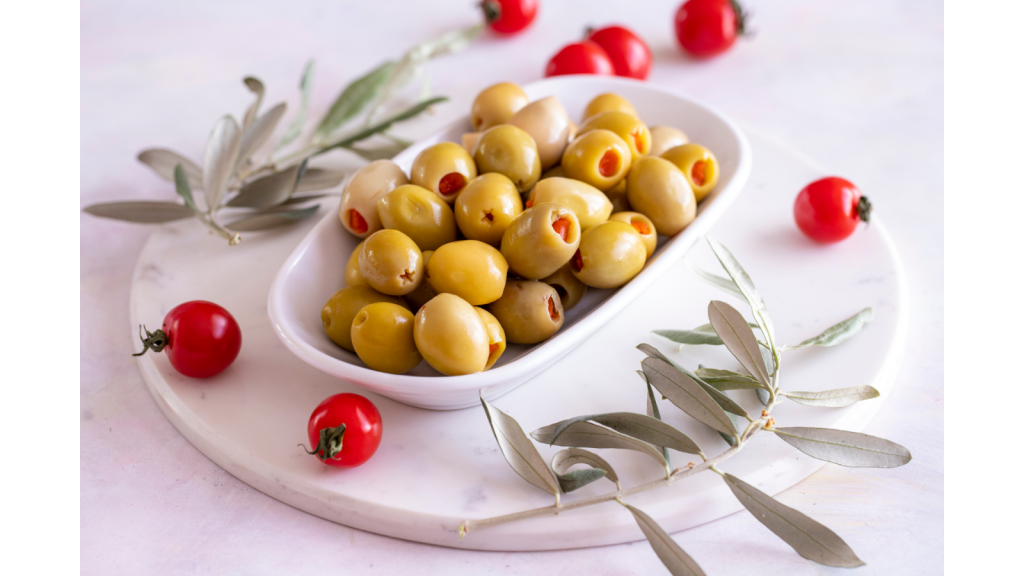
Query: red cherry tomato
133 300 242 378
674 0 748 58
545 40 614 77
793 177 873 243
481 0 538 35
586 25 652 80
304 393 383 468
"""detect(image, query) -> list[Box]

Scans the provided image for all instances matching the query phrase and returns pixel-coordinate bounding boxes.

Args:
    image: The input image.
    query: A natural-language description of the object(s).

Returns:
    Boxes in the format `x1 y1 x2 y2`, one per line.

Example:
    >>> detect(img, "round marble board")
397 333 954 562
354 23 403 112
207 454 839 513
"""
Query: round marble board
130 128 907 552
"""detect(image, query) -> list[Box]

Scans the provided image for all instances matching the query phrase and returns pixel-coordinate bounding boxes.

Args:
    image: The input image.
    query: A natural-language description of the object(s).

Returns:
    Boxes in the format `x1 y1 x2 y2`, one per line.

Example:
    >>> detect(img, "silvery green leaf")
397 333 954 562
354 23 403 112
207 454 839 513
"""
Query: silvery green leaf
719 412 742 446
224 204 319 231
343 141 409 161
551 448 619 492
241 76 264 130
315 61 396 141
723 473 865 567
653 328 722 346
639 370 672 464
480 397 559 498
202 115 241 209
295 168 346 193
226 164 301 208
784 386 880 408
706 236 776 349
695 368 763 391
685 257 745 301
548 413 702 456
236 103 287 170
173 164 197 212
318 97 448 154
531 421 668 472
756 387 770 407
620 502 707 576
642 357 737 437
636 345 748 419
773 427 911 468
83 201 195 223
782 308 874 350
278 61 314 148
708 300 771 386
137 149 203 190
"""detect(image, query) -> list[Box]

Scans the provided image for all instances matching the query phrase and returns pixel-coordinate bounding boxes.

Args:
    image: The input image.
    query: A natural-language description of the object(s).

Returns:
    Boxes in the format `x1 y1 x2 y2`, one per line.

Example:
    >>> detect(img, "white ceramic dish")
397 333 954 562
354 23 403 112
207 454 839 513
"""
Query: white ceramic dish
268 76 752 410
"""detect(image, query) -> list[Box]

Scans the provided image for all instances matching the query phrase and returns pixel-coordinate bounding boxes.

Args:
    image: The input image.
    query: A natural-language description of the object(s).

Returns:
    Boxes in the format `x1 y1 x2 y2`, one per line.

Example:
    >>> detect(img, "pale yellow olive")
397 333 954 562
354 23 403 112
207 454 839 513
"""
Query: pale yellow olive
604 178 631 213
577 111 652 161
473 124 542 193
541 263 588 311
462 132 482 153
541 164 566 180
475 307 506 370
527 177 612 231
625 156 696 236
509 96 572 170
358 229 424 296
500 202 582 280
648 125 689 157
582 93 638 122
609 211 658 258
351 302 421 374
345 240 367 287
454 173 523 245
571 221 646 289
410 142 478 204
487 280 564 344
338 160 409 238
414 293 489 375
567 120 578 143
403 250 437 311
561 129 632 192
661 143 719 202
427 240 508 305
321 286 406 352
376 184 458 251
470 82 529 132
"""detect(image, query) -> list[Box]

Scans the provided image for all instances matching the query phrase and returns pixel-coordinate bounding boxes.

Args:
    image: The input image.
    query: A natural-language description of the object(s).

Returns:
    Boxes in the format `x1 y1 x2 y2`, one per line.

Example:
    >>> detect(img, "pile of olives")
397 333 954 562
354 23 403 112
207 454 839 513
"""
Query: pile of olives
322 82 721 376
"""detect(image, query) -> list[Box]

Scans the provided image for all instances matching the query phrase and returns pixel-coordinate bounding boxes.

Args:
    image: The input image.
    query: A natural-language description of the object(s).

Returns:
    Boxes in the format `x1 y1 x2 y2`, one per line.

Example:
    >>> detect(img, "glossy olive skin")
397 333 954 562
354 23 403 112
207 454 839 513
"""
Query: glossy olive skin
427 240 509 305
577 111 652 161
454 173 523 245
648 125 689 157
487 280 565 344
571 221 647 289
561 129 632 192
351 302 421 374
541 263 588 311
625 156 696 236
541 164 566 180
410 142 478 204
582 93 637 122
462 132 482 153
604 178 631 213
377 184 458 251
414 293 489 375
471 82 529 132
528 177 612 231
609 211 658 258
339 160 409 238
321 286 406 352
509 96 572 170
403 250 437 311
475 307 506 370
345 240 367 287
500 203 582 280
472 124 542 193
661 143 719 202
358 229 424 296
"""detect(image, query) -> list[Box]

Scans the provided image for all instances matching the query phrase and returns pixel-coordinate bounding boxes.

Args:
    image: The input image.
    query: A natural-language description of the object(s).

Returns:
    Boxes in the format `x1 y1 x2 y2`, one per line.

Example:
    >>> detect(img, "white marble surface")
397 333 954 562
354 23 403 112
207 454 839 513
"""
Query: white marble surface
81 0 942 573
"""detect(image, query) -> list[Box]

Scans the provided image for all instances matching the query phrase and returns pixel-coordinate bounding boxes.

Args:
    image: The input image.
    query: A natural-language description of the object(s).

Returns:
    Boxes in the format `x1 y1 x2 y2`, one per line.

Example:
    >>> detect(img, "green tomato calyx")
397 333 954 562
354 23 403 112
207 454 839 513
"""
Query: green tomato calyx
303 423 347 461
856 196 873 224
132 325 168 356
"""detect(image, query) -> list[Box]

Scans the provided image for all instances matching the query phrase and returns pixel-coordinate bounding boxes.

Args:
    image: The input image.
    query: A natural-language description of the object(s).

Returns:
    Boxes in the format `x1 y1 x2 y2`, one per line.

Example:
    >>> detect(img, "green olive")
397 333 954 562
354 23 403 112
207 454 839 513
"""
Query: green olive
358 229 424 296
625 156 696 236
470 82 529 131
661 143 719 203
561 129 632 192
509 96 572 170
609 211 658 259
528 177 612 231
376 184 458 251
500 202 581 280
338 160 409 238
604 178 631 213
321 286 406 352
414 293 489 375
582 93 637 122
541 263 588 311
487 280 564 344
403 249 437 311
462 132 482 153
472 124 542 193
577 111 652 161
351 302 421 374
541 164 566 180
454 173 523 245
410 142 478 204
648 125 689 157
475 307 506 370
427 240 508 305
570 221 646 289
345 240 367 287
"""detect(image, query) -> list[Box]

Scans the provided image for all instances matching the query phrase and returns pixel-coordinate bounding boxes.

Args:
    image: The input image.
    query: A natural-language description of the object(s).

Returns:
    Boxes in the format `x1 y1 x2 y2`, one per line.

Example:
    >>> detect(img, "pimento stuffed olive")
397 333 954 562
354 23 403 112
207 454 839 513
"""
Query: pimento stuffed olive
508 96 573 170
410 142 478 204
345 240 367 287
471 82 529 132
561 129 632 192
571 221 647 289
454 173 524 245
358 229 425 296
487 280 565 344
609 211 658 258
350 302 422 374
414 293 491 375
661 143 719 202
475 307 507 370
527 177 612 231
427 240 509 306
500 202 582 280
403 249 438 311
541 262 588 311
648 125 689 157
338 160 409 238
625 156 696 236
582 93 637 122
376 184 458 251
473 124 543 193
321 286 407 352
577 110 652 161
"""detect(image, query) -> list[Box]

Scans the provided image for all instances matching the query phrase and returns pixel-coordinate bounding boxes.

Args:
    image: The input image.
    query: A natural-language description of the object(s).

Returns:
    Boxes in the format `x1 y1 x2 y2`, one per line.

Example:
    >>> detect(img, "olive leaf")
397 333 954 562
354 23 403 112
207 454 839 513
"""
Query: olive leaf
756 387 770 407
241 76 265 130
783 386 880 408
551 448 619 492
636 345 751 418
772 427 912 468
639 370 672 465
548 413 702 456
480 396 559 499
531 421 669 474
619 501 707 576
280 193 333 206
236 102 287 170
226 164 302 208
278 60 314 148
202 115 242 209
295 168 346 193
685 257 745 301
706 236 776 350
343 141 409 161
709 300 771 386
224 204 319 231
315 61 397 142
173 164 197 212
641 357 737 437
781 308 874 350
653 328 723 346
137 148 203 190
83 201 196 223
695 367 763 391
317 97 448 156
722 473 864 567
719 412 743 446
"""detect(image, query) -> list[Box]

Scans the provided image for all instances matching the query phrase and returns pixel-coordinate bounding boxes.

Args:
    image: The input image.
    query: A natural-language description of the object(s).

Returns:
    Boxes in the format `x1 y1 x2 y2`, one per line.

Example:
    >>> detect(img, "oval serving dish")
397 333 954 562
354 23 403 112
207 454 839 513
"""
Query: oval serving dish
268 76 752 410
